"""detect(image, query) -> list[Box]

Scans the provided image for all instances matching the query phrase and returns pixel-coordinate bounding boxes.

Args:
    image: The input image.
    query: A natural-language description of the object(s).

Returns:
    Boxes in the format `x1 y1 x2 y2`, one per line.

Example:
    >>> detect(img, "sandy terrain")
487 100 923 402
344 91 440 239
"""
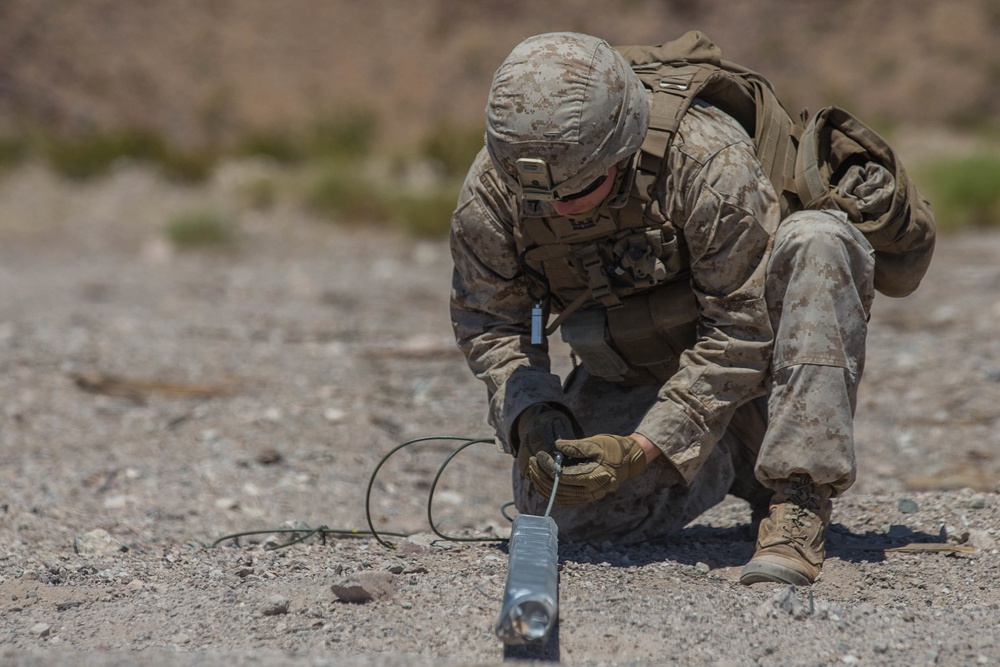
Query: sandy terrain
1 162 999 665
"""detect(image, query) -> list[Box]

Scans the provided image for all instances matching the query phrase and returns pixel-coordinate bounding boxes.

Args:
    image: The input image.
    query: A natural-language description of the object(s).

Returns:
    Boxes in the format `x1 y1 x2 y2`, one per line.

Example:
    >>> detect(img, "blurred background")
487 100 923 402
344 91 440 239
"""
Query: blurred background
1 0 999 239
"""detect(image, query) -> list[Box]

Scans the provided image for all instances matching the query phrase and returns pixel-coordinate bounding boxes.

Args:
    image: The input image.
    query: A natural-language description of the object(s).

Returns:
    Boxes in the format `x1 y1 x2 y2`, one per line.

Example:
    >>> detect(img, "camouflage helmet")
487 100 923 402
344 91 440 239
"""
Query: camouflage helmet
485 32 649 201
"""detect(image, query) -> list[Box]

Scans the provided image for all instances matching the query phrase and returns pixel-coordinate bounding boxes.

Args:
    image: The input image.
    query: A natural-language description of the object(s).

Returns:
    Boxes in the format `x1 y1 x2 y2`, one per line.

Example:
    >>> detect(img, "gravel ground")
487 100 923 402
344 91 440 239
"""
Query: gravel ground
1 163 999 666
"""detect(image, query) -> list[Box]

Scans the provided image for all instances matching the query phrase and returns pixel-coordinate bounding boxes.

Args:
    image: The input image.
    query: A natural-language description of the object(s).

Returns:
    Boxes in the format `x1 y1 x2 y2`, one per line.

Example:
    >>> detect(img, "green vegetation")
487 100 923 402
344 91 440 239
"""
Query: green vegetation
419 123 484 177
0 135 29 170
305 162 459 237
45 129 168 180
236 110 379 165
392 187 461 237
41 128 217 184
914 154 1000 231
9 111 475 238
164 210 236 248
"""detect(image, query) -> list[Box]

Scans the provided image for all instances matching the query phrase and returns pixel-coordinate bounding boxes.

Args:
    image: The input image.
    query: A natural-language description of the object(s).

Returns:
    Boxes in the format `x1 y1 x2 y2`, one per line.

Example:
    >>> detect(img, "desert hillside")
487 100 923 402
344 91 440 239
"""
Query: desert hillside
1 0 998 150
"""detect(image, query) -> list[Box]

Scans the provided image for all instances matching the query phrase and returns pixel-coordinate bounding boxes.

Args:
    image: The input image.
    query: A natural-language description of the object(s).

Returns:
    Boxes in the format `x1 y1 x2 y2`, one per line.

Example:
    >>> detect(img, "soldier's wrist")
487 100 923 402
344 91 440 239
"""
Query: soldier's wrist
629 432 661 464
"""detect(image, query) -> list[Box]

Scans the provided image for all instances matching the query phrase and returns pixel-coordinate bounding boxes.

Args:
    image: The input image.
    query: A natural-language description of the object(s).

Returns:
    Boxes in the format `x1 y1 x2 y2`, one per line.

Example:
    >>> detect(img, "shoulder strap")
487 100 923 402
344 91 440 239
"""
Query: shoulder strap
618 34 803 217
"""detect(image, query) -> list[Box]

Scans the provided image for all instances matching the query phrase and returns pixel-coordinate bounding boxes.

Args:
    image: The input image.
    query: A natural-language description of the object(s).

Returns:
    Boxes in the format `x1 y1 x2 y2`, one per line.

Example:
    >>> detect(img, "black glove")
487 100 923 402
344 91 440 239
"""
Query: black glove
515 405 576 479
528 434 648 505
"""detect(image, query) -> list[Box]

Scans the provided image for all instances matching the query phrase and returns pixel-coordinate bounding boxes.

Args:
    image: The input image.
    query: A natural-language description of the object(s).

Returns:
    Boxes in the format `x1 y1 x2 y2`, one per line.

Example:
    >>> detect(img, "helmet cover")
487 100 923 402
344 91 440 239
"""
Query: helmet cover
486 32 649 200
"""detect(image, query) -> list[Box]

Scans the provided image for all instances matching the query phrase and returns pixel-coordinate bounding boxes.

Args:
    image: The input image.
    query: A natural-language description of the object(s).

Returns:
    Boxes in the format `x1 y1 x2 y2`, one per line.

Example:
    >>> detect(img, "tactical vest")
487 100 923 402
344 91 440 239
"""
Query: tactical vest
513 31 934 385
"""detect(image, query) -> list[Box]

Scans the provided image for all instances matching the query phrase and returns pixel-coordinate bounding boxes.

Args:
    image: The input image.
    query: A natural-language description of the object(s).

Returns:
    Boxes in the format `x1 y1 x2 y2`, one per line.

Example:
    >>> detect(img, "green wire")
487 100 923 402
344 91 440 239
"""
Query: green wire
213 435 564 551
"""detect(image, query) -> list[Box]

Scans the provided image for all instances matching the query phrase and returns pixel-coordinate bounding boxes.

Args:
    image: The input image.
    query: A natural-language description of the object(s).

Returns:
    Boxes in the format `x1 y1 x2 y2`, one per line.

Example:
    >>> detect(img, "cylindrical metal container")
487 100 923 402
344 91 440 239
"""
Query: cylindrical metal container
495 513 559 645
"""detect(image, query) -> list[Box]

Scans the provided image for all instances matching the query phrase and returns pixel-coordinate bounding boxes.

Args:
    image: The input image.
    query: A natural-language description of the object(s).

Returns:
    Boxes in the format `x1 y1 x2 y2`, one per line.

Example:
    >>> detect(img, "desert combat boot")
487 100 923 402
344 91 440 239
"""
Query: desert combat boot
739 474 833 586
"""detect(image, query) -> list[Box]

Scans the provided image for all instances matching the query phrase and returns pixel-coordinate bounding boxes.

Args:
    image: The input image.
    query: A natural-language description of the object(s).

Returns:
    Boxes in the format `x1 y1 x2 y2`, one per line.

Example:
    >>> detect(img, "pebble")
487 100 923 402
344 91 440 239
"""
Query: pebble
73 529 127 556
331 570 395 603
756 586 812 620
30 623 50 638
898 499 919 514
695 562 710 574
966 495 988 509
261 594 290 616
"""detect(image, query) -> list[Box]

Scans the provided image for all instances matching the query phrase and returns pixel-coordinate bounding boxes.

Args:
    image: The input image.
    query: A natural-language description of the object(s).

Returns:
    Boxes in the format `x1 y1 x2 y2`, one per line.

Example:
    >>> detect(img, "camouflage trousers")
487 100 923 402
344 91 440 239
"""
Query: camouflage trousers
513 210 876 544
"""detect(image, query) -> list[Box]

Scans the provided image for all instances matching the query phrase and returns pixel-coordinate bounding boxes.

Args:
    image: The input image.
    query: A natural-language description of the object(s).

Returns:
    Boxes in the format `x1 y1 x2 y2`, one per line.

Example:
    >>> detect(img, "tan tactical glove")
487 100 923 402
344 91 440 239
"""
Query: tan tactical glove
528 434 648 505
515 405 576 479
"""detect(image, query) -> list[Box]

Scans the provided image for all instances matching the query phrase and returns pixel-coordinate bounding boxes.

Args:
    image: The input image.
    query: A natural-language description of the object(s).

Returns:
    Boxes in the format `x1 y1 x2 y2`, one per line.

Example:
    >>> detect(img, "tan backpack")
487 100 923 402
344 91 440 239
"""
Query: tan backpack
617 31 936 297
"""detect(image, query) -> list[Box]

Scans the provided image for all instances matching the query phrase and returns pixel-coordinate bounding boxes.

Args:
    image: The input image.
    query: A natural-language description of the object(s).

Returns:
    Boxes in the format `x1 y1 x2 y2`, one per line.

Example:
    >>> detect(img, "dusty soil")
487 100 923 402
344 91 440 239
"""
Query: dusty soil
1 162 999 666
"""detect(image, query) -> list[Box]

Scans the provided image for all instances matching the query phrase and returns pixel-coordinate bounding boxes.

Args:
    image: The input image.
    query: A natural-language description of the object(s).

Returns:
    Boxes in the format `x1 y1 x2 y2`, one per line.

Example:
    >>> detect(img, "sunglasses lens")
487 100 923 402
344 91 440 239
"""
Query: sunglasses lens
557 173 607 202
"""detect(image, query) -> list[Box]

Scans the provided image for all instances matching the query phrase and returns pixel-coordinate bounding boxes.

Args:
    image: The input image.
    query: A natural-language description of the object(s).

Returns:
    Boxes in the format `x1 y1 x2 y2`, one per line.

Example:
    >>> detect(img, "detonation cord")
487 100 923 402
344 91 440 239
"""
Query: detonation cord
210 436 563 551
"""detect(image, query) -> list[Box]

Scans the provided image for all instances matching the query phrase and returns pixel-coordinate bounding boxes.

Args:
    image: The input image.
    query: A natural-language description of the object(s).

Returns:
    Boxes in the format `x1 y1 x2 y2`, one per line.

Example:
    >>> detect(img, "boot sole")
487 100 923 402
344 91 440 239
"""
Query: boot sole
739 560 812 586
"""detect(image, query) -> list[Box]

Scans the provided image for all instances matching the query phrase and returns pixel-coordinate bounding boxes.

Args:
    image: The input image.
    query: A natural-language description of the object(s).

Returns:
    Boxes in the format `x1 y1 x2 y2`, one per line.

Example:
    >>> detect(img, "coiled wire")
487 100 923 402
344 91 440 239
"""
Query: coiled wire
211 435 563 550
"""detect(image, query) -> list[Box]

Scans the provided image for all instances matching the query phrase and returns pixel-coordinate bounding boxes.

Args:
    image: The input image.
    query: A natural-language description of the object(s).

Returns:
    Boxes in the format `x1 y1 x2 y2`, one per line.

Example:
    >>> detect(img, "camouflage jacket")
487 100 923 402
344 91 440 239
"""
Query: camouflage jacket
450 103 780 483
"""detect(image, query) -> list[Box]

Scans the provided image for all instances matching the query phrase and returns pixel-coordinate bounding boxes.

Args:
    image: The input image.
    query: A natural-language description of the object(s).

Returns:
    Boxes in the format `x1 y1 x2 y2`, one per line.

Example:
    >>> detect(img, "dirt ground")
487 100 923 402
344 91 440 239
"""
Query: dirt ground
1 162 999 666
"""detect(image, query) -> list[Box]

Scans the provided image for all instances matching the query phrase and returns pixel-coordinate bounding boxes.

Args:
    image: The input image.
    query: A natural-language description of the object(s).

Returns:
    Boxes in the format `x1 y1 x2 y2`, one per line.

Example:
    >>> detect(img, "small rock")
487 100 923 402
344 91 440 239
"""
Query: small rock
397 533 439 555
323 408 345 423
256 448 283 465
73 529 127 556
855 602 876 617
125 579 144 592
873 641 890 654
30 623 50 638
898 499 919 514
695 562 710 574
965 494 988 509
261 594 290 616
383 562 404 575
331 570 395 603
945 525 970 545
757 586 813 620
215 497 240 511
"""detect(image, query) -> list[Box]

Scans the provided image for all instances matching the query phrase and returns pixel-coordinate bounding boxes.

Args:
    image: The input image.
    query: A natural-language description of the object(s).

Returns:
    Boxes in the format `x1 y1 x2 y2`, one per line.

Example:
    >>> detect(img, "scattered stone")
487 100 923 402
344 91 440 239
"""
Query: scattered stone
965 529 997 550
695 562 711 575
383 562 404 575
323 408 346 423
261 594 290 616
30 623 50 638
397 533 439 555
898 499 919 514
855 602 877 617
256 448 283 465
757 586 813 620
56 601 82 612
214 497 239 511
125 579 145 592
965 494 988 509
73 529 127 555
945 525 971 545
331 570 395 603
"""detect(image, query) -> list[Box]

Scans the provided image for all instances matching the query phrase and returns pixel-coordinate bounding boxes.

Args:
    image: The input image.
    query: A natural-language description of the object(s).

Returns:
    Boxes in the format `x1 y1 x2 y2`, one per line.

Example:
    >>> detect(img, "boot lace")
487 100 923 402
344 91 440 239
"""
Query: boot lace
777 475 821 547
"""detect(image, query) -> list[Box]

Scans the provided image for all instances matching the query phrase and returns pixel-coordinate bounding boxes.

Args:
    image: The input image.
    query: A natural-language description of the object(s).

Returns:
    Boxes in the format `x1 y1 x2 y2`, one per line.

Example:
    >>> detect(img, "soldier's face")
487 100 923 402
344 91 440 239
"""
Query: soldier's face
550 165 618 217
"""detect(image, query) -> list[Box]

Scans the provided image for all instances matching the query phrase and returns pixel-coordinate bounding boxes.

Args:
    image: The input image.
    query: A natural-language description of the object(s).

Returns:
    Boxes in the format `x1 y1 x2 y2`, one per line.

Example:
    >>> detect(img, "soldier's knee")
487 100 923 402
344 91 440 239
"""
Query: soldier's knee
775 210 860 252
773 210 874 274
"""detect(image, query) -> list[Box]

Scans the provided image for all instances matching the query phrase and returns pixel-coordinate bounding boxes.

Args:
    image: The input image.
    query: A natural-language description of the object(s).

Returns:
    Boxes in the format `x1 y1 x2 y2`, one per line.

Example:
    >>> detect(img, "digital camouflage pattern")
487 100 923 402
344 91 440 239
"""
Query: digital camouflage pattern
485 33 649 199
451 33 878 540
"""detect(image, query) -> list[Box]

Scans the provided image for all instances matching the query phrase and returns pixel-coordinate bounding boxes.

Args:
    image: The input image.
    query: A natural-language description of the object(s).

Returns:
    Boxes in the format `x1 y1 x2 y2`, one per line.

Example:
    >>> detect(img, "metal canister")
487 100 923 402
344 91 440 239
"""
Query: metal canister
495 513 559 645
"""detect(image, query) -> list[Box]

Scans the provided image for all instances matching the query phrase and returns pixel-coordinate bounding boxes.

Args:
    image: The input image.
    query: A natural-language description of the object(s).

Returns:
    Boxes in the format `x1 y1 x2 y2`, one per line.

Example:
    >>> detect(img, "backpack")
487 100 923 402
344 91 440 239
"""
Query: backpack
616 31 936 297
